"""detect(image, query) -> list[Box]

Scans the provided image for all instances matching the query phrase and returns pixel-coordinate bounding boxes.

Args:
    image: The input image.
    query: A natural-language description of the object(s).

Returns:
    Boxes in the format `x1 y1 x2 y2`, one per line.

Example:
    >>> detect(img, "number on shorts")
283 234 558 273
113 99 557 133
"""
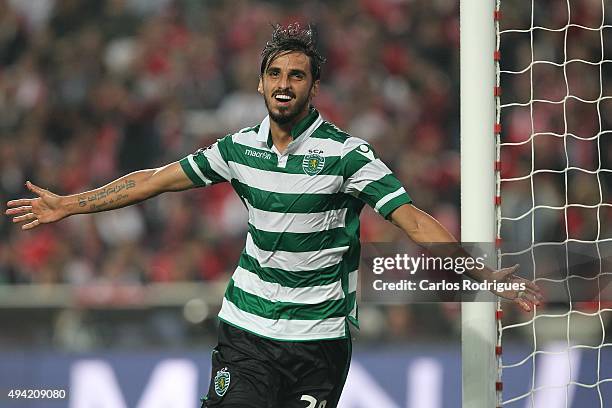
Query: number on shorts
300 395 327 408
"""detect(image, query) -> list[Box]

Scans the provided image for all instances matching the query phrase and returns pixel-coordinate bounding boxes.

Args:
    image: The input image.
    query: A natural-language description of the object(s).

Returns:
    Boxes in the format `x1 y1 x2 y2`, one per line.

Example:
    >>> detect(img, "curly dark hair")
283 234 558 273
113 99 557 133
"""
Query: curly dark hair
260 23 327 81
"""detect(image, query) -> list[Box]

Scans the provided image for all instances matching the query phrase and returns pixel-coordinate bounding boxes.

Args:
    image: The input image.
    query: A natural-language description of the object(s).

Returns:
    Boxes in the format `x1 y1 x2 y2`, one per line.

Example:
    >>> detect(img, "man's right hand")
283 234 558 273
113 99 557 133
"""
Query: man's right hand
5 163 196 231
5 181 67 230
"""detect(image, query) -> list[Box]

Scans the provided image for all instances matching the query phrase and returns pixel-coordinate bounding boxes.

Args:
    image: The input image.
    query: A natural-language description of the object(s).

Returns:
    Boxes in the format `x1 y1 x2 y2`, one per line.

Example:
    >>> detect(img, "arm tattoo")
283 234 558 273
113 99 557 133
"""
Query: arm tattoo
78 179 136 210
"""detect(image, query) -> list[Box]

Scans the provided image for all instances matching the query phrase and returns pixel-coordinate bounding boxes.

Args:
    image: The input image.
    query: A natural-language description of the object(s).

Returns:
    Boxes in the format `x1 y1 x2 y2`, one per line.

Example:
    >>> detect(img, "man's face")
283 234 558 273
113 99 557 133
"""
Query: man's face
258 51 319 125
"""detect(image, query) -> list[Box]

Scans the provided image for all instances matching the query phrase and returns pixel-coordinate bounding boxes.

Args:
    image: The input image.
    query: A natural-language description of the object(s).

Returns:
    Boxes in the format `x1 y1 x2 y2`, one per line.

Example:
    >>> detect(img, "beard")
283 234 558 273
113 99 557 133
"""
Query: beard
264 91 311 125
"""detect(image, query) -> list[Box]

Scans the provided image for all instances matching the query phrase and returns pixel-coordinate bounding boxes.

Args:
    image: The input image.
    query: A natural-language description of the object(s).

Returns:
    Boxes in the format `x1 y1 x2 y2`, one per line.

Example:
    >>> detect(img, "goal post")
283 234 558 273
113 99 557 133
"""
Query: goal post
460 0 497 407
462 0 612 406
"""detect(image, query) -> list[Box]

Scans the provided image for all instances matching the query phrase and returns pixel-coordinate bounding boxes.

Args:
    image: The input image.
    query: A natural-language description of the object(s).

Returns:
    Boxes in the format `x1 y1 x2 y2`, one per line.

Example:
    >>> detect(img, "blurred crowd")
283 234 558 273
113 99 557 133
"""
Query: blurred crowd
0 0 462 344
0 0 609 347
0 0 460 289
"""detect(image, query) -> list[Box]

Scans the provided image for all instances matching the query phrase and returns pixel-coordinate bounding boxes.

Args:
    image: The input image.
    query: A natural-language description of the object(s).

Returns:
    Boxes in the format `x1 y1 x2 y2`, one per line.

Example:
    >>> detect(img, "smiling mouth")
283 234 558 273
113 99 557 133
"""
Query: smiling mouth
273 93 293 103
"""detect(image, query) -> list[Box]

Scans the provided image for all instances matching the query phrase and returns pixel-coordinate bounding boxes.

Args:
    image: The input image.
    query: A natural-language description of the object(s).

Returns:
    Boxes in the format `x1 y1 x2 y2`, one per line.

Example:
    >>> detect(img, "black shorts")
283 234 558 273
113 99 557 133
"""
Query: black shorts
201 321 352 408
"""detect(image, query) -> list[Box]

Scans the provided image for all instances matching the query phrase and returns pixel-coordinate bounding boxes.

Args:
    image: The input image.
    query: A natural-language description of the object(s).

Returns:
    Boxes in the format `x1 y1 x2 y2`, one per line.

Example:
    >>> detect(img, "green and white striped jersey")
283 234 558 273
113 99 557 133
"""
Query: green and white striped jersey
179 109 411 341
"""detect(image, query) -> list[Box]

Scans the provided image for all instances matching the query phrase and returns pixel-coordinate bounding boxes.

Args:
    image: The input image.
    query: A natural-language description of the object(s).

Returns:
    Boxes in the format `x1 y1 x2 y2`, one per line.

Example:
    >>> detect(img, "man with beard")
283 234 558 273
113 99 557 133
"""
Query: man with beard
5 24 541 408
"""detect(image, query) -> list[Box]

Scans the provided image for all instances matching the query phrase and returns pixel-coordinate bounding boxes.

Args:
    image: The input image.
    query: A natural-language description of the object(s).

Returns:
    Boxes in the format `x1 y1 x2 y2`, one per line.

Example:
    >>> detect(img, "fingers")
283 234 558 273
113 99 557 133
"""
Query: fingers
22 219 40 230
515 297 533 312
495 264 544 313
6 204 41 229
5 205 33 216
5 181 44 213
26 181 46 196
5 204 39 227
497 265 545 306
6 199 34 208
26 181 40 192
524 279 542 294
496 264 520 280
514 277 544 302
525 285 544 302
5 182 46 230
11 212 37 224
514 288 542 312
517 290 540 305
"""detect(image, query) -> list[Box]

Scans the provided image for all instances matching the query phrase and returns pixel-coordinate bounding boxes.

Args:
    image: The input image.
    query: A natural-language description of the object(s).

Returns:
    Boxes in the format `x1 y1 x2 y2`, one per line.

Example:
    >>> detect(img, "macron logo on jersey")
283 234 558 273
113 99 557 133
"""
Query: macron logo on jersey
245 149 272 160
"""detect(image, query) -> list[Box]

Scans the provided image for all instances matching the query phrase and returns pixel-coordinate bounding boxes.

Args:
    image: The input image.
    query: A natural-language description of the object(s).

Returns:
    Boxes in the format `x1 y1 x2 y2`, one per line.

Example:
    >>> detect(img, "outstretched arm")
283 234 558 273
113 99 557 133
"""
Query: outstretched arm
5 161 192 230
389 203 543 311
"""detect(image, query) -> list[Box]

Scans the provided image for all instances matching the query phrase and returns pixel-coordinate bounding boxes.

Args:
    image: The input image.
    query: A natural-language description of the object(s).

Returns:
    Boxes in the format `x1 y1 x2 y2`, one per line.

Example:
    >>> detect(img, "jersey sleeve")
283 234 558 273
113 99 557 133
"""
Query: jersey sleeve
341 138 412 218
179 135 232 187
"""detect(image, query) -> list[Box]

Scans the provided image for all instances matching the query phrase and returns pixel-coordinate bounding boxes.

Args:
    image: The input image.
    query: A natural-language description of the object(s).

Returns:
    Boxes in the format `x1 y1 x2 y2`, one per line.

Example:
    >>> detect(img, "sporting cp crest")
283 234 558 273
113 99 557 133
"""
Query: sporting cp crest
302 150 325 176
214 367 231 397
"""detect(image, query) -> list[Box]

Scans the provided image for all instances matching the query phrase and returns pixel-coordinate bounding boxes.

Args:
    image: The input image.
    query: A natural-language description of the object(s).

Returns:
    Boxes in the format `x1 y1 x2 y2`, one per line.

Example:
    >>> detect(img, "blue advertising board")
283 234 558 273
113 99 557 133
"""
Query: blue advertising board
0 343 610 407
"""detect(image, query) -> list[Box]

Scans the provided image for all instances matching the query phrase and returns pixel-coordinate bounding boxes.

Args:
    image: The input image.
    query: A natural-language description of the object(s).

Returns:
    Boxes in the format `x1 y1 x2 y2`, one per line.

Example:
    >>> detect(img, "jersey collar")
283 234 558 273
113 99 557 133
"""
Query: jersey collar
256 108 323 149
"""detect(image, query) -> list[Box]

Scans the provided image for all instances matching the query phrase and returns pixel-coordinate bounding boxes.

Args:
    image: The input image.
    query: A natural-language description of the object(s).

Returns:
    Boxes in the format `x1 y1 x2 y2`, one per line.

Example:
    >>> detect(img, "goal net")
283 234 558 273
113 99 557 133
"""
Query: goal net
495 0 612 407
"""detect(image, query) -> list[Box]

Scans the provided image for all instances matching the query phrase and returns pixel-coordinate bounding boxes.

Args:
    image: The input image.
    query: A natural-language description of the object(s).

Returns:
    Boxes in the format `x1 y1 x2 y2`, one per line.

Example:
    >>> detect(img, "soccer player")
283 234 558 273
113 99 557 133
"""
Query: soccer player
5 24 541 408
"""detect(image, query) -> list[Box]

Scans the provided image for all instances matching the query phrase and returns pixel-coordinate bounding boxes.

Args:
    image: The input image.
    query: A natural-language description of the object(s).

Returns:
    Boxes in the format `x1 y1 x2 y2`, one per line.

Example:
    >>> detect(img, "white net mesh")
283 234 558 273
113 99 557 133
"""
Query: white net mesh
496 0 612 406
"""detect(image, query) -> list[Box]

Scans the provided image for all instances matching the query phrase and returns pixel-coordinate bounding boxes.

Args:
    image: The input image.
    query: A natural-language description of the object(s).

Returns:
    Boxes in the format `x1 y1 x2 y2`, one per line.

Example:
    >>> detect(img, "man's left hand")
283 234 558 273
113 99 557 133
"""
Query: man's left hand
491 264 544 312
